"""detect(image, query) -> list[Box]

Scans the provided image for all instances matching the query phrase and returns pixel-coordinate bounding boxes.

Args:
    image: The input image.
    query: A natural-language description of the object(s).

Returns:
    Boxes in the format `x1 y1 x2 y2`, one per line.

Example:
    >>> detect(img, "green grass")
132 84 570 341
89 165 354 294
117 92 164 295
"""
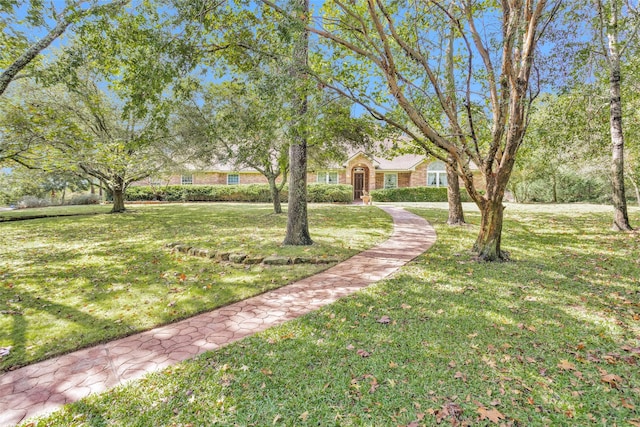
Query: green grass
29 204 640 427
0 203 392 371
0 205 112 220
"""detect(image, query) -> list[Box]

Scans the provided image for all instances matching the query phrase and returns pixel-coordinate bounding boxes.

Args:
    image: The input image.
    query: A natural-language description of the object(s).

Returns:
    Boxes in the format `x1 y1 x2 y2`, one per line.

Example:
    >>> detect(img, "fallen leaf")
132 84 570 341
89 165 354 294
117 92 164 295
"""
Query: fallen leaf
346 344 355 350
357 349 371 358
629 419 640 427
601 373 623 388
260 368 273 376
477 406 505 424
622 345 640 354
299 411 309 421
557 359 576 371
621 398 635 409
448 360 457 368
377 315 391 324
401 303 412 310
179 273 187 282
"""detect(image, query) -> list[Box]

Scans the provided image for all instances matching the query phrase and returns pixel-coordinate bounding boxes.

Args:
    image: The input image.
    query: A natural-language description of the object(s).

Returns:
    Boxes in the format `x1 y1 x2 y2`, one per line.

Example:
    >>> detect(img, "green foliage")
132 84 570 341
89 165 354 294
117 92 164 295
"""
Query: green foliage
370 186 473 203
125 184 354 203
0 167 89 205
0 203 391 370
513 172 611 204
68 194 101 206
306 184 353 203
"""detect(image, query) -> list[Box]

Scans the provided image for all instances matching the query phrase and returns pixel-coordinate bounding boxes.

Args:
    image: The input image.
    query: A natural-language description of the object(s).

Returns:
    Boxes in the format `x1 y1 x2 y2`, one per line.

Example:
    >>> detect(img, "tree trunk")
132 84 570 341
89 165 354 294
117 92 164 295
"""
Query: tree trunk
551 174 557 203
446 159 465 225
607 5 633 231
267 176 283 214
474 198 507 262
111 177 126 213
283 0 312 245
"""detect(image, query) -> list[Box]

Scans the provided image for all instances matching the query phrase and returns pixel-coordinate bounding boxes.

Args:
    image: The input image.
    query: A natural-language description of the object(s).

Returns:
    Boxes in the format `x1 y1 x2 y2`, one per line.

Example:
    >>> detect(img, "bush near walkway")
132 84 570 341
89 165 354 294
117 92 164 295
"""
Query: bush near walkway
33 205 640 426
0 203 391 371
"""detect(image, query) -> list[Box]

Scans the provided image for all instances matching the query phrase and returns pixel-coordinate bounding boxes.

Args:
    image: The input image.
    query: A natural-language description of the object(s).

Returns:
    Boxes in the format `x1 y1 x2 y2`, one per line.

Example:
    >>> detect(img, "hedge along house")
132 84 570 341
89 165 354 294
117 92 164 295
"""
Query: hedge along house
132 151 471 198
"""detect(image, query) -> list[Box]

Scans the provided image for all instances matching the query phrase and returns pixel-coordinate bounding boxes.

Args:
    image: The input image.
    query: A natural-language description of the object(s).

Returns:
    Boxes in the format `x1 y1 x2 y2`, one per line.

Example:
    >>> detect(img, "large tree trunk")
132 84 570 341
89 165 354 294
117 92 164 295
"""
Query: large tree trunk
111 177 126 213
474 198 507 261
267 176 283 214
283 0 312 245
607 4 633 231
446 159 465 225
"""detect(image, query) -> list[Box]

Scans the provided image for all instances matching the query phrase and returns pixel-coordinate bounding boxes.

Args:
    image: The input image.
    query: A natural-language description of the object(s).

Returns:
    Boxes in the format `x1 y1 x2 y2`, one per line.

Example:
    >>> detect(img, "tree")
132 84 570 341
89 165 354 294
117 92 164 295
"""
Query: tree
282 0 312 245
293 0 560 260
0 0 128 98
513 92 611 203
175 78 290 214
3 77 174 213
597 0 634 230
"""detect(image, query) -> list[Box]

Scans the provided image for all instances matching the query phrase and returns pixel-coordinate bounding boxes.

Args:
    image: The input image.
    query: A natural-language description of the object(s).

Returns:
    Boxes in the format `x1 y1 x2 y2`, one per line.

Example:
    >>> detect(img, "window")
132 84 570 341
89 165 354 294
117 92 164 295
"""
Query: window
426 161 448 188
317 171 338 184
181 175 193 185
384 173 398 189
227 174 239 185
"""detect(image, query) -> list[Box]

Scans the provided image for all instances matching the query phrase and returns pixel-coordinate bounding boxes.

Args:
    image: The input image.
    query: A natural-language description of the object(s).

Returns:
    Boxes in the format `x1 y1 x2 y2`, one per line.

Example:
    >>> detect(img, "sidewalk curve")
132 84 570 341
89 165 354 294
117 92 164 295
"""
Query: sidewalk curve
0 206 436 426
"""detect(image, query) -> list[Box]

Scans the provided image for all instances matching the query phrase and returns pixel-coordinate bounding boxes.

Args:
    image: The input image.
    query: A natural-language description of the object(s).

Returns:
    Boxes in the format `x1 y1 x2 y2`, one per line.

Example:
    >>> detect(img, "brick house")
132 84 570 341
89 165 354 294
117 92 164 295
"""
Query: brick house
136 150 482 200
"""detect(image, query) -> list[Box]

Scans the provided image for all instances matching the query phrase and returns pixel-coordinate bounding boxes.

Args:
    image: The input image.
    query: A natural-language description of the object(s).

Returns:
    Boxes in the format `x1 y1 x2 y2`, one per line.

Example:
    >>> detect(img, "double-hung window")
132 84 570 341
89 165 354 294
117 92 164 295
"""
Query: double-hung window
227 174 239 185
384 173 398 189
426 161 448 187
317 171 338 184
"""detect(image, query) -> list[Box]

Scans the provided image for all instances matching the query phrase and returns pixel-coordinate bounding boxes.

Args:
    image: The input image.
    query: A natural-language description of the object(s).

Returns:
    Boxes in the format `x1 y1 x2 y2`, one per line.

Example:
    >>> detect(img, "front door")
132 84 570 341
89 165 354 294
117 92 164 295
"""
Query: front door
354 172 364 200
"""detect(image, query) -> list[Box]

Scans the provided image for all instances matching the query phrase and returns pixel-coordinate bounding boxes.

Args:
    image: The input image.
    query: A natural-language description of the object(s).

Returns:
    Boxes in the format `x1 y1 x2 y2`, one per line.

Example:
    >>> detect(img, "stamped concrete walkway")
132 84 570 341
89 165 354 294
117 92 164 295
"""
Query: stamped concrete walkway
0 206 436 426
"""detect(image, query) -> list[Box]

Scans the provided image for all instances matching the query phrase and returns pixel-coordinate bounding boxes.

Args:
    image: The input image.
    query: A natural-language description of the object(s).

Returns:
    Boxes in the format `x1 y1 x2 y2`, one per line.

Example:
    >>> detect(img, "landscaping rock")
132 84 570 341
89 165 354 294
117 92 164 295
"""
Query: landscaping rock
229 253 247 263
263 256 291 266
196 249 210 257
244 256 265 265
292 257 313 264
164 242 183 248
216 252 230 261
174 245 191 254
188 247 199 256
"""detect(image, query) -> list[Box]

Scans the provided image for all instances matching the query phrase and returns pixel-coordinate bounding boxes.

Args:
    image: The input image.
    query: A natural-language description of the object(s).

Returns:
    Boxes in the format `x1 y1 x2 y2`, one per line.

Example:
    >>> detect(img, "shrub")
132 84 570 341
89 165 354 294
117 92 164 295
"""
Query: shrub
307 184 353 203
370 186 474 202
68 194 101 205
17 196 50 209
125 184 354 204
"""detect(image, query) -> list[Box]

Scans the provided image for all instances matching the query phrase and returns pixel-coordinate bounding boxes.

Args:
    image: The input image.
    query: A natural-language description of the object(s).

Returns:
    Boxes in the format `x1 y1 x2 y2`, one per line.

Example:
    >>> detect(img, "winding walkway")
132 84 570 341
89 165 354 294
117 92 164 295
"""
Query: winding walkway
0 206 436 426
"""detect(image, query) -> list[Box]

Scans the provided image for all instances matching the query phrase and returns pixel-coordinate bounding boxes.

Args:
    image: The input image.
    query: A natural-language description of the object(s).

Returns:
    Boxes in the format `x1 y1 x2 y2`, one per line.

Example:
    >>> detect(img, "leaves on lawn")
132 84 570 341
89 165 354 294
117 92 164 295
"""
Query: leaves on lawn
600 372 623 388
377 315 391 324
557 359 576 371
356 349 371 358
477 405 505 424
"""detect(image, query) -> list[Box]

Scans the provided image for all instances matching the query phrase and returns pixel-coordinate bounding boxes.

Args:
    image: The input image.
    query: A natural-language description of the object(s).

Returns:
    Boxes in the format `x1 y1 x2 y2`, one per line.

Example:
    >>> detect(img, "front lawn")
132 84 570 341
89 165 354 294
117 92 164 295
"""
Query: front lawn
0 203 392 371
32 204 640 426
0 205 112 221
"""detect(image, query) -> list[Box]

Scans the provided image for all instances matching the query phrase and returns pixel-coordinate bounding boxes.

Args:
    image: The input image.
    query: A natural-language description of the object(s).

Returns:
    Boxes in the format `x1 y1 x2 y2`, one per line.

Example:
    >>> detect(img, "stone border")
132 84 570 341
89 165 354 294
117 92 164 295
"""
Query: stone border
164 242 339 266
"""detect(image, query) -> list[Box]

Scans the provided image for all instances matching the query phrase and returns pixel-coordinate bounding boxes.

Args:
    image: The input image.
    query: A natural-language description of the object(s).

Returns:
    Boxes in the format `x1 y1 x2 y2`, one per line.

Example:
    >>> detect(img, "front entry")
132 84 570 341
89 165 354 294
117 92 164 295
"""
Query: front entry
353 172 365 200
